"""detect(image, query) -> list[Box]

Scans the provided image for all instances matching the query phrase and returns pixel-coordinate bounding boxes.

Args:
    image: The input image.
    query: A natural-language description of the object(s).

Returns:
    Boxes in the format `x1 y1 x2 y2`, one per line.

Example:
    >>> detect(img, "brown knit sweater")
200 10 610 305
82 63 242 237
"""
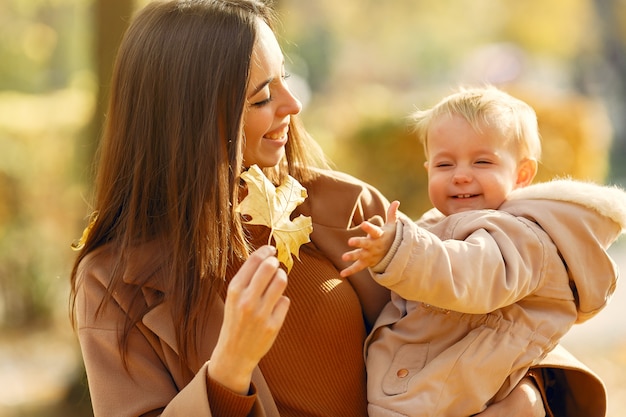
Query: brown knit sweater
209 229 369 416
260 243 367 416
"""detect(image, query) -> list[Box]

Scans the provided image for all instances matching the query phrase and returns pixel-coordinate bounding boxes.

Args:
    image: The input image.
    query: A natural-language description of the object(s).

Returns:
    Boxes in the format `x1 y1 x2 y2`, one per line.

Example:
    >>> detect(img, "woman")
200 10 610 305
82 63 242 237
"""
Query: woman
70 0 606 416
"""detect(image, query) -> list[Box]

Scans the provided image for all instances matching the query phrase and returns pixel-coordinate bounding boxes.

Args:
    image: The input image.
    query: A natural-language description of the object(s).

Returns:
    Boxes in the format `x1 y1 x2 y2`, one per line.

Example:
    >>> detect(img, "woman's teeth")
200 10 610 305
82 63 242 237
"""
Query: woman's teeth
265 129 288 140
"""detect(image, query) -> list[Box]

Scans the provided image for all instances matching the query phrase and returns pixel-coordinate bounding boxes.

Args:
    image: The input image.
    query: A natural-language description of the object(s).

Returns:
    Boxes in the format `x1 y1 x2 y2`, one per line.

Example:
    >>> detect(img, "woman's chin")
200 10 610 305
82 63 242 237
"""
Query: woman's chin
244 155 284 170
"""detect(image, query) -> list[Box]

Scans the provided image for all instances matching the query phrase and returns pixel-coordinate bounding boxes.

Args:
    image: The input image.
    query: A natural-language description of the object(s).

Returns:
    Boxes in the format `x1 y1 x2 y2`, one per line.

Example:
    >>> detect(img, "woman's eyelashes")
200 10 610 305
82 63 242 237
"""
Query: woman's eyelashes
252 96 272 107
250 73 292 107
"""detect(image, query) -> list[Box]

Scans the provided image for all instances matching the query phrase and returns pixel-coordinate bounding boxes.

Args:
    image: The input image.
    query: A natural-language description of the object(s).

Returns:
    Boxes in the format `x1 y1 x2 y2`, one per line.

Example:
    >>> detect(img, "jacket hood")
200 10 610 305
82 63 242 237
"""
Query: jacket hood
507 179 626 233
502 179 626 323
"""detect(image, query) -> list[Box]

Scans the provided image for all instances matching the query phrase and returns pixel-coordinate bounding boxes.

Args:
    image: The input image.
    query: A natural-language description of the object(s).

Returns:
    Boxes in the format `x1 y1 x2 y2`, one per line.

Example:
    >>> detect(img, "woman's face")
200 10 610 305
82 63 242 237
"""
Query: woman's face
242 20 302 169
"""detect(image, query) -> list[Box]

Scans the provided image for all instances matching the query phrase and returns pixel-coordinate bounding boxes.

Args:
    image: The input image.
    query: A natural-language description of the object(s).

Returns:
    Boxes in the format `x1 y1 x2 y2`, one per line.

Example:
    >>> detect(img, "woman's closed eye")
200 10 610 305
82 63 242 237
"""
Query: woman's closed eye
250 73 292 107
252 96 272 107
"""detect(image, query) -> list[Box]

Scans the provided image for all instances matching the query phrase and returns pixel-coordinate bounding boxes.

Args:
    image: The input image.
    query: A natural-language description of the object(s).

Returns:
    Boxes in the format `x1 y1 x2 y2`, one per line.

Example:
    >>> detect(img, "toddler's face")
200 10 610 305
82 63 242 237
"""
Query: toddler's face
424 114 527 216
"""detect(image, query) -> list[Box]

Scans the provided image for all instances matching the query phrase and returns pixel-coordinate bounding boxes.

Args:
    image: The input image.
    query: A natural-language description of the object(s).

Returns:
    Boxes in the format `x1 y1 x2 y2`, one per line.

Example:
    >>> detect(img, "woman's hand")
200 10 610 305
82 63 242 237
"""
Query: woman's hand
475 377 545 417
208 245 289 394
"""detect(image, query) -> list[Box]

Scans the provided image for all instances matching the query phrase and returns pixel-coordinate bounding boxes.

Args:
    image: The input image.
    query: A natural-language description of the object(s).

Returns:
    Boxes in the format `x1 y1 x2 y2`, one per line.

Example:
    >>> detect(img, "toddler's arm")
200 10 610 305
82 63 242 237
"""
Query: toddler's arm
340 201 400 277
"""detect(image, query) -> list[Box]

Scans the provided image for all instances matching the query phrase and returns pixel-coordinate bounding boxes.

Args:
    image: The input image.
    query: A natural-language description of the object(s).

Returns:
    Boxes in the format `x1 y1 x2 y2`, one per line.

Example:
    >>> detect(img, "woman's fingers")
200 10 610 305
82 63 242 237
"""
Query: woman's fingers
230 245 277 289
258 263 289 318
209 246 290 393
228 246 288 322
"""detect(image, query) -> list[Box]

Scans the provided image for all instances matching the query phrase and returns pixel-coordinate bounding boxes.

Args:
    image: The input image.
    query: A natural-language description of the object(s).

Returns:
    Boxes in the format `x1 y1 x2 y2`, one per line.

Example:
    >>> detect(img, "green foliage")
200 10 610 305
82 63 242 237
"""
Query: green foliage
0 0 93 92
279 0 625 194
0 88 94 329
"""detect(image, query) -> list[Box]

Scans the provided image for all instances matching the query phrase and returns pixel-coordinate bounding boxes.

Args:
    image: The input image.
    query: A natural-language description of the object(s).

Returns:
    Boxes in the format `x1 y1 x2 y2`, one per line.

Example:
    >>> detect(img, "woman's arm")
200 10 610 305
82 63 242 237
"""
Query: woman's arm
76 245 286 416
477 354 606 417
302 169 392 328
476 377 546 417
528 345 607 417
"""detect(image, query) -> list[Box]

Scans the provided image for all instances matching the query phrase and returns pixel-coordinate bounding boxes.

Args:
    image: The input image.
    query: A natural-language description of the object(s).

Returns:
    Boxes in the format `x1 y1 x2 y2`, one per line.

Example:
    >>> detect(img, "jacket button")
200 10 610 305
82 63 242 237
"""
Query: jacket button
396 368 409 378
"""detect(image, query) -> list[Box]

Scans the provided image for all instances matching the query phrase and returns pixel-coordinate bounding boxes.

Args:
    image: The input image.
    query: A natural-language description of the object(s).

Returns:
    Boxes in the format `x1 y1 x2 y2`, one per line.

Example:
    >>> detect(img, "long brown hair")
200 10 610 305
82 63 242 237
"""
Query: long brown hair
70 0 327 368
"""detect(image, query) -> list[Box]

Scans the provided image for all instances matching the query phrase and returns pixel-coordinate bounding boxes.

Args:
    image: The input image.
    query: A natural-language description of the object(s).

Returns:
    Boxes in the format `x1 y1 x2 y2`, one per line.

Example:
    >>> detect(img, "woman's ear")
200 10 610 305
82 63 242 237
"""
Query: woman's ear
515 158 538 188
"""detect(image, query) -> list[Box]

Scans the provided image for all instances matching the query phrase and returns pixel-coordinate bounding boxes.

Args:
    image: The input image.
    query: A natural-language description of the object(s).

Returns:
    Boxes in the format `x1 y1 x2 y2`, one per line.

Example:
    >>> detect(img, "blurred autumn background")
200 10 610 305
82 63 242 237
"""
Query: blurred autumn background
0 0 625 416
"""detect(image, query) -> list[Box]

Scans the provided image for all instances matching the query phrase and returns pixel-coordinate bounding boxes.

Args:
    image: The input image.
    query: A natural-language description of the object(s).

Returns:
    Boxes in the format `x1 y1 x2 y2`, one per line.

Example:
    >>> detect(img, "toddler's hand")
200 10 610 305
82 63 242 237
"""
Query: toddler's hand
340 201 400 277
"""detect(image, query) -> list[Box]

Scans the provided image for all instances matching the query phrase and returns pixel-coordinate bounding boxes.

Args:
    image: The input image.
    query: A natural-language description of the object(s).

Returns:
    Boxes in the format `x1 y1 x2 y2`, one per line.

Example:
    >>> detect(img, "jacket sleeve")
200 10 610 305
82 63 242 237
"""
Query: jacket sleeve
374 210 564 313
75 262 265 417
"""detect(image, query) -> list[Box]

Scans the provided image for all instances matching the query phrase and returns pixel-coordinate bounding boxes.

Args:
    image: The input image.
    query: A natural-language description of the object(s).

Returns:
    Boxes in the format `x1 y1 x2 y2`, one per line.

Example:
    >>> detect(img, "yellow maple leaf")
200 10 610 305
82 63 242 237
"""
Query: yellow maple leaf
235 165 312 272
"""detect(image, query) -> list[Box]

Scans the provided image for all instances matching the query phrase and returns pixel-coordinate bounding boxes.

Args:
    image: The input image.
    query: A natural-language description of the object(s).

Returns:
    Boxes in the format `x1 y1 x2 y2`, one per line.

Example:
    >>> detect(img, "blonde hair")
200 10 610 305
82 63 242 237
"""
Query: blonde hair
412 86 542 161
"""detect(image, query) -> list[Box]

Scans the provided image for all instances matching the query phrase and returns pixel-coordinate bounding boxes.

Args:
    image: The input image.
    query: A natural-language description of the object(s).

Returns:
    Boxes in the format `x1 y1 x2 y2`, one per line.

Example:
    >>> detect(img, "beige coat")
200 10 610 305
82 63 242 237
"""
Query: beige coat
75 169 387 416
75 171 612 416
366 180 626 417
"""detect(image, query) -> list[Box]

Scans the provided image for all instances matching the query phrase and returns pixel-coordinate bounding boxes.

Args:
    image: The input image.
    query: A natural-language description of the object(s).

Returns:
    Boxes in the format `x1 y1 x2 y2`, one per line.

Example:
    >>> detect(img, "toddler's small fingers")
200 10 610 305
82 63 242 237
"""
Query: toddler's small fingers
349 236 371 249
340 260 367 277
342 248 359 261
388 201 400 223
361 222 383 239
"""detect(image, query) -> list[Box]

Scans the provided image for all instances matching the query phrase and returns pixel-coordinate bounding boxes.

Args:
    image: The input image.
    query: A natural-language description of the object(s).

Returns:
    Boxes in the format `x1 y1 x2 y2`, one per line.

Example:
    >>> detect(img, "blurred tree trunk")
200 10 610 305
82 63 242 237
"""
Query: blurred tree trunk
589 0 626 181
81 0 134 170
95 0 134 112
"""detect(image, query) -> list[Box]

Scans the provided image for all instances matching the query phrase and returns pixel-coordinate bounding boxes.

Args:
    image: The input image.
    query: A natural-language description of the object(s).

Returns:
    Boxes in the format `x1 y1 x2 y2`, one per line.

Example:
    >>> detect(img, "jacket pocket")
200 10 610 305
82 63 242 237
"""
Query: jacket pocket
381 343 429 395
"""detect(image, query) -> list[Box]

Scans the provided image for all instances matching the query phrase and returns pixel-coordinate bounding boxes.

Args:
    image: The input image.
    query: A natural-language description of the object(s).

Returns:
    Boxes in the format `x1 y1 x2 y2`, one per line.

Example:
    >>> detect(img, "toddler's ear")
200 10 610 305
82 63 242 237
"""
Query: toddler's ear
515 158 538 188
423 161 429 172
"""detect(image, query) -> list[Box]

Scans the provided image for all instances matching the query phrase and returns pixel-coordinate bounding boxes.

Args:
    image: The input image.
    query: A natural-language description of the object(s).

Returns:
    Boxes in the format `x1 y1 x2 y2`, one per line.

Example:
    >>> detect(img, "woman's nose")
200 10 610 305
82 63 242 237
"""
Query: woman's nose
278 84 302 116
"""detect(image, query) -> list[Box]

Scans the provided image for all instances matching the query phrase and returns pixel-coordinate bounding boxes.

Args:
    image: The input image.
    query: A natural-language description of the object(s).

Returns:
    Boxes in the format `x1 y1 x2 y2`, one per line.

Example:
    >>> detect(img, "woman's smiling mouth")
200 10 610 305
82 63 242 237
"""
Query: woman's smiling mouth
265 126 289 141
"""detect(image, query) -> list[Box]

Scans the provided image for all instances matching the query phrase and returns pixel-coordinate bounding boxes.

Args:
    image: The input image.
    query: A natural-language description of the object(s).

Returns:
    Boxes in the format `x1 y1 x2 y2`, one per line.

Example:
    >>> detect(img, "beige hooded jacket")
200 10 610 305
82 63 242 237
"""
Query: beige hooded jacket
366 179 626 417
